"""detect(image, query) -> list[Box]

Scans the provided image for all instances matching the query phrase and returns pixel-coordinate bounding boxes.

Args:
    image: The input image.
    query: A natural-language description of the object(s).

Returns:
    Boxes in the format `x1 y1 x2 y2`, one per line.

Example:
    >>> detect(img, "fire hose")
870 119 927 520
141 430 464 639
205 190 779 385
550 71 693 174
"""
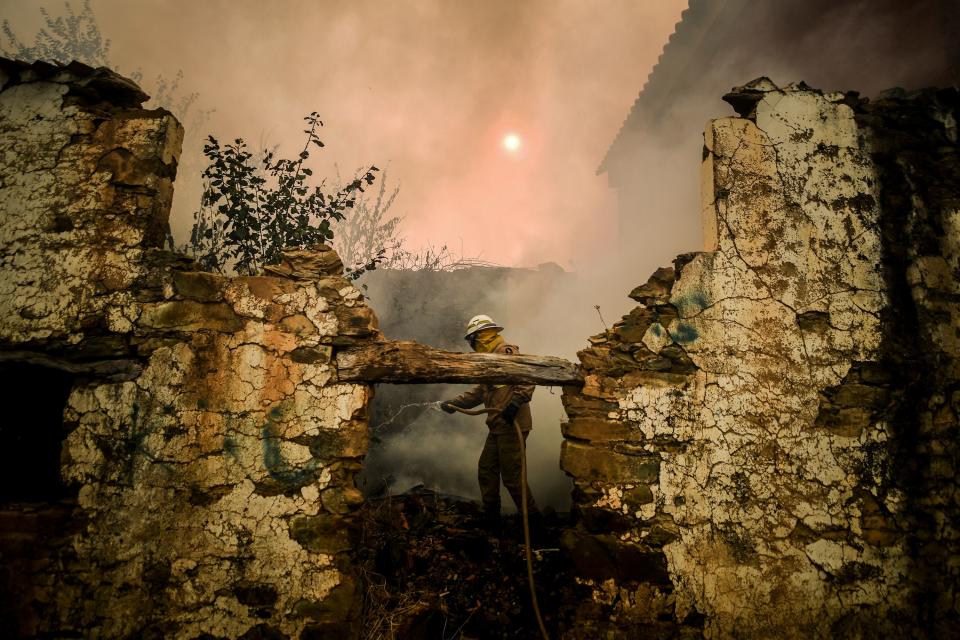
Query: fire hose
444 403 550 640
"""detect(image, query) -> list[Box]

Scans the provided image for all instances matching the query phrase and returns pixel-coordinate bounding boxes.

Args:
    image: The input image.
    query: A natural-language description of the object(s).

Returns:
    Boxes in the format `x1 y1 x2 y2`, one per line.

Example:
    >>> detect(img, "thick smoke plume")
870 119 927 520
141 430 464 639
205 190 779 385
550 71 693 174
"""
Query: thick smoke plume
357 0 957 509
4 0 955 509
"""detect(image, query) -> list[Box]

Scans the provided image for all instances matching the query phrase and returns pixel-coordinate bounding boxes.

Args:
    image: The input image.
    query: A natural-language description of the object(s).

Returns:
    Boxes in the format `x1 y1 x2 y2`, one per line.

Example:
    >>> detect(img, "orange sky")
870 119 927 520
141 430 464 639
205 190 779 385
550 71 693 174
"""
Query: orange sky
4 0 688 267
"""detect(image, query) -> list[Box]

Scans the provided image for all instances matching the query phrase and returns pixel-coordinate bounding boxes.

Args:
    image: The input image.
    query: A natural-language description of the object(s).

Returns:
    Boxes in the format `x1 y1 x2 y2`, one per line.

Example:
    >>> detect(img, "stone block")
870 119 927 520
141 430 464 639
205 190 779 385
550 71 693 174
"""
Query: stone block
577 345 613 371
278 313 317 335
645 522 680 547
614 307 656 344
621 362 697 392
263 245 344 279
629 266 676 305
562 418 635 442
334 305 378 336
623 485 654 509
290 346 332 364
658 344 698 373
642 322 673 354
560 530 670 584
171 270 225 302
580 375 619 400
321 486 365 515
289 514 352 554
831 383 889 408
309 427 367 459
561 441 660 484
236 275 297 301
577 506 635 533
814 406 873 438
561 390 619 419
138 300 245 333
295 576 361 638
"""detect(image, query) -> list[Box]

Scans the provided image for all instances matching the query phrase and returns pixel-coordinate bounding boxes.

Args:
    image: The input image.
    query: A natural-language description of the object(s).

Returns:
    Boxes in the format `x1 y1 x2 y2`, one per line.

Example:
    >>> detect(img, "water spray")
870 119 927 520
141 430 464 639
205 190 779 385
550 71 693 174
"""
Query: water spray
370 400 443 431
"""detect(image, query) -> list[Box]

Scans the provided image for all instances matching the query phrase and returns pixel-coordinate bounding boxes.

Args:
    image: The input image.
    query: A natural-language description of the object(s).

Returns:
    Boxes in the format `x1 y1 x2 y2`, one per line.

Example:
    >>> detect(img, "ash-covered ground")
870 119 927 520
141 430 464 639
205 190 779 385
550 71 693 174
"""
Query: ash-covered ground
356 487 571 639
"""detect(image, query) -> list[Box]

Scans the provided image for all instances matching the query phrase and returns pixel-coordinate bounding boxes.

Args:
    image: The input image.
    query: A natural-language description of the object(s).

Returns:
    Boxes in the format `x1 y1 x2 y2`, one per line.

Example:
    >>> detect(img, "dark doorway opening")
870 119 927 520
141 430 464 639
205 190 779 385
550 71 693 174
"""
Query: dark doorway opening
0 362 78 636
0 363 75 504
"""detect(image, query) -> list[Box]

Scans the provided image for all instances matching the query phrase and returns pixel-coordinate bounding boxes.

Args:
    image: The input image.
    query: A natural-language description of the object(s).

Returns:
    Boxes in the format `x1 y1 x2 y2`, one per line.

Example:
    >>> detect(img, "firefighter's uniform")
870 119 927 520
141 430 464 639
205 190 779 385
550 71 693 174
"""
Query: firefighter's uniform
445 322 538 519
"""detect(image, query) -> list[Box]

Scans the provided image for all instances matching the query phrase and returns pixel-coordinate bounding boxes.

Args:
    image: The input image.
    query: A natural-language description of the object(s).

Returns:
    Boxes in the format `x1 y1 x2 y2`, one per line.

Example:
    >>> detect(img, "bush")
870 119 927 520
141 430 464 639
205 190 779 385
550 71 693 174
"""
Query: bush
187 113 382 277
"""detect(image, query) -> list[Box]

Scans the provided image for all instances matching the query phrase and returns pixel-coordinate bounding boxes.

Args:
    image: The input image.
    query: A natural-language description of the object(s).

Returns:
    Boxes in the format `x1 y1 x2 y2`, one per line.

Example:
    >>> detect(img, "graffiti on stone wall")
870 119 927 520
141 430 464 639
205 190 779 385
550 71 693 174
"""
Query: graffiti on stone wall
114 402 172 485
261 405 321 489
667 291 709 344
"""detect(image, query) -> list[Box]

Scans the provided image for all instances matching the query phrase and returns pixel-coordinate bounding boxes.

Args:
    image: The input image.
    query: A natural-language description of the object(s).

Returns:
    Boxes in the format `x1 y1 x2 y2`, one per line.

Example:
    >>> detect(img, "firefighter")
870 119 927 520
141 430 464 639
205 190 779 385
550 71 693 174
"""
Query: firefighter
441 314 540 530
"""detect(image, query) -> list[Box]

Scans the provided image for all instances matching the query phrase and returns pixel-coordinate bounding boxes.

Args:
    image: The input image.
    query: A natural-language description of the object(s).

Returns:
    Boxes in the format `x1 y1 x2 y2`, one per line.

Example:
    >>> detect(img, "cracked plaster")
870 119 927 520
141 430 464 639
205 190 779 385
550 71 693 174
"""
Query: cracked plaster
559 80 959 639
0 61 376 639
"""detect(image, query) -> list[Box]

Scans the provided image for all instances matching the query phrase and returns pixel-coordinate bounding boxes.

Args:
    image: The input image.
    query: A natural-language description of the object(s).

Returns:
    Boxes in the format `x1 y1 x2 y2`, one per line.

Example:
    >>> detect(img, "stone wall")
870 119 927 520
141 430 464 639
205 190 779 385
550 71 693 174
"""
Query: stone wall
559 79 959 638
4 57 957 640
0 60 377 638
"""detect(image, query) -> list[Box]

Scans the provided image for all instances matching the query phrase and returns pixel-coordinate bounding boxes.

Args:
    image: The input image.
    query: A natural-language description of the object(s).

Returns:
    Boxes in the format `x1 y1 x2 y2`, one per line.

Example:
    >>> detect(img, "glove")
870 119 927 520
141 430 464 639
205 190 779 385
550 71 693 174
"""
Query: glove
500 401 521 425
440 401 456 414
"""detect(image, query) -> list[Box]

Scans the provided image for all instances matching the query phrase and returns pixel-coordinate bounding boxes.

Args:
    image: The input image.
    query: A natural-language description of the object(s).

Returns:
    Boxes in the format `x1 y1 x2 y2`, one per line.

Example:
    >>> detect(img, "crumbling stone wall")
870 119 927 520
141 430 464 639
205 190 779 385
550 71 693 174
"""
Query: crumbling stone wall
0 60 377 638
0 59 180 353
560 79 959 638
50 262 377 639
5 57 957 640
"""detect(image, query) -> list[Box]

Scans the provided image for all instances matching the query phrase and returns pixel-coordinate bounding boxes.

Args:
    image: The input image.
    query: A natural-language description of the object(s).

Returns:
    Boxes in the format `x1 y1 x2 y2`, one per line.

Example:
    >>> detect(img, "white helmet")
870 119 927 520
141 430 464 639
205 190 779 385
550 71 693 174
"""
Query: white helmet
464 314 503 340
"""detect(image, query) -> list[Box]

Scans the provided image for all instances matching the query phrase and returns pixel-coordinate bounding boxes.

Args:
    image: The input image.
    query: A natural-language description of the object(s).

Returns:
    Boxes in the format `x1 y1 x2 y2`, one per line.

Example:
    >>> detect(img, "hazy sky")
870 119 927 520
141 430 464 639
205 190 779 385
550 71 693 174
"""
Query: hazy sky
4 0 688 267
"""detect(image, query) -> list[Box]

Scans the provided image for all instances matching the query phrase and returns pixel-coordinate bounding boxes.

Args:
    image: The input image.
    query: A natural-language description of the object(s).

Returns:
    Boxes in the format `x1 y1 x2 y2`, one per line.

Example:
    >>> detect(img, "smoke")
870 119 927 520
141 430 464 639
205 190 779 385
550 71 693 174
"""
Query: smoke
360 384 575 511
353 0 957 510
355 268 602 511
5 0 954 510
0 0 685 267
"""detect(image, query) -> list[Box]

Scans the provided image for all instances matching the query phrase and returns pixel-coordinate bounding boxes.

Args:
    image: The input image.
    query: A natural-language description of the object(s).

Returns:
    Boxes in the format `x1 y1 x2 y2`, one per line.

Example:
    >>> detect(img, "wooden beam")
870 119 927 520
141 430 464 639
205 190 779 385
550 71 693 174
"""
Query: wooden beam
336 340 583 386
0 350 142 381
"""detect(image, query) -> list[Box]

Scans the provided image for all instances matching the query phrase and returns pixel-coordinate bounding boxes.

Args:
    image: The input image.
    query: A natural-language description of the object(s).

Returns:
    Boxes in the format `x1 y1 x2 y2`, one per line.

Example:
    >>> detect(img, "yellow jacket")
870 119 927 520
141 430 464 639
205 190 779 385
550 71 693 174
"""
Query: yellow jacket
449 341 535 434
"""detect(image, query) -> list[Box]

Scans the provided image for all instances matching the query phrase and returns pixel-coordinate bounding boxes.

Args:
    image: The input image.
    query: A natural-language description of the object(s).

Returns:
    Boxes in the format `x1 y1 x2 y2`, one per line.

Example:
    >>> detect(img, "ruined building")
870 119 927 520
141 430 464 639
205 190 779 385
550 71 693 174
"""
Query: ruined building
600 0 959 267
562 78 960 638
0 59 376 637
0 57 957 638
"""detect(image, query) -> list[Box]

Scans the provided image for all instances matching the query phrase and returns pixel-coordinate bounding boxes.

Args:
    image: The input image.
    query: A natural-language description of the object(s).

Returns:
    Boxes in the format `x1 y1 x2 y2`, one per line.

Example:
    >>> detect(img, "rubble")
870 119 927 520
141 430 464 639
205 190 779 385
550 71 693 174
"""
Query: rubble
356 487 571 639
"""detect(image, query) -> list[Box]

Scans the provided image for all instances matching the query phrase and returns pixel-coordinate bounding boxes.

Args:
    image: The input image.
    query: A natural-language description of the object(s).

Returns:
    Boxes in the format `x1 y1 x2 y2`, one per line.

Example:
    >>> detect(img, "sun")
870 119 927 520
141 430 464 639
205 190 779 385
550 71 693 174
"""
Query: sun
502 133 521 152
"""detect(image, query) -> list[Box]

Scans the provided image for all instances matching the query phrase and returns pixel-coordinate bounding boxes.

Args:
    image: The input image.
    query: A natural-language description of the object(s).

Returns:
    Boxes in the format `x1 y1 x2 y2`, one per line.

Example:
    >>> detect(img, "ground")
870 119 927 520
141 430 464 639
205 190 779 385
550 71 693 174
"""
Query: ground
356 488 570 639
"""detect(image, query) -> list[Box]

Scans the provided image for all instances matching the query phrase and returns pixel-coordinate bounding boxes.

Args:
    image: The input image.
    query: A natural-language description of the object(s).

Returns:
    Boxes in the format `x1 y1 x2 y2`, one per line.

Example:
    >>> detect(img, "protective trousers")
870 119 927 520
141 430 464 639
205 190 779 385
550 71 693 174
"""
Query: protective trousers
478 430 538 516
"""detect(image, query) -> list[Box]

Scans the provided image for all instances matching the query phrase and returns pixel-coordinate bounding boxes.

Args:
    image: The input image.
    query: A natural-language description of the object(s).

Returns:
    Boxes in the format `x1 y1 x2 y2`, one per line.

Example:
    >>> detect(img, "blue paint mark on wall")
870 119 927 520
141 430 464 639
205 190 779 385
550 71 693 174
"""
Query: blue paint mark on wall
669 323 700 344
121 402 172 484
672 292 710 317
668 290 710 344
223 433 239 460
261 406 319 488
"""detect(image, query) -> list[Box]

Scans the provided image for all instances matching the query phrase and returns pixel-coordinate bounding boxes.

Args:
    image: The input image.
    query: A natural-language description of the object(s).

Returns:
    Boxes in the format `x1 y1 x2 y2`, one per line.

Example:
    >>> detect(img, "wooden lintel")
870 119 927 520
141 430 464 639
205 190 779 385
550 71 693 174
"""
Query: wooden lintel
0 350 142 380
336 340 583 386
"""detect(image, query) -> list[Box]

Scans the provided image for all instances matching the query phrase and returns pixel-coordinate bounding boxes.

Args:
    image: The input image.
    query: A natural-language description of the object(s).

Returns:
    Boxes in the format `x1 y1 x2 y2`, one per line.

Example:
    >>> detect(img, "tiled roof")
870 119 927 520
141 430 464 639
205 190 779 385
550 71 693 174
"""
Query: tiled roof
597 0 748 175
597 0 959 176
